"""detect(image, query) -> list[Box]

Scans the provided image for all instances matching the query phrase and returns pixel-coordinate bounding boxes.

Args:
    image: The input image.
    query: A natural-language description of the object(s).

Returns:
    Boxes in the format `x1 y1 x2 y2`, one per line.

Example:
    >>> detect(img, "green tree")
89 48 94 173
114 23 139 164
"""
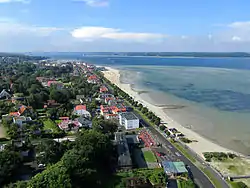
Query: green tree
92 117 117 134
28 162 72 188
0 150 21 182
36 139 65 165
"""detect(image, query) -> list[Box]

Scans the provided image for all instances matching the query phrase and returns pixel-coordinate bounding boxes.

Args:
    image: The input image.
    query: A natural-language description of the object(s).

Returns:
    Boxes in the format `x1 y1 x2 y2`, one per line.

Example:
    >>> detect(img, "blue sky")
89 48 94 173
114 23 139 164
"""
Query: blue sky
0 0 250 52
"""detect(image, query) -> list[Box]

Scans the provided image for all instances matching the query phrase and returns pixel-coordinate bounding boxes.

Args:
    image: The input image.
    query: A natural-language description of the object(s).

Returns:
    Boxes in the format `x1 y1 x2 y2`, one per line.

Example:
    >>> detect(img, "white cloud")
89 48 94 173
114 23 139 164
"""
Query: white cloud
228 21 250 29
73 0 109 7
71 26 166 42
232 36 241 41
0 19 63 36
0 0 30 3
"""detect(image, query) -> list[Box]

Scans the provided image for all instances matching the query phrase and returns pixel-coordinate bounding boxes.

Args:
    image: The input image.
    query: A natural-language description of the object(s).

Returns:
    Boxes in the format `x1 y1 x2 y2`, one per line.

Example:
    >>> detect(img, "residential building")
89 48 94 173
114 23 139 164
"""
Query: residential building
18 105 34 117
112 104 127 114
104 96 115 104
105 113 118 120
57 120 82 131
77 116 92 128
100 86 108 93
13 116 32 127
119 112 139 130
114 132 132 169
0 89 11 99
47 81 63 89
87 75 99 84
73 105 91 117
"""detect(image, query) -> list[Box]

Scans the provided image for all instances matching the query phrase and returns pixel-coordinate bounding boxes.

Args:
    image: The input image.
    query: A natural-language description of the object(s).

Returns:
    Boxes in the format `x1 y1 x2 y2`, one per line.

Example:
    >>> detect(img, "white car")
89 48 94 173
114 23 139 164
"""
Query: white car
175 152 181 157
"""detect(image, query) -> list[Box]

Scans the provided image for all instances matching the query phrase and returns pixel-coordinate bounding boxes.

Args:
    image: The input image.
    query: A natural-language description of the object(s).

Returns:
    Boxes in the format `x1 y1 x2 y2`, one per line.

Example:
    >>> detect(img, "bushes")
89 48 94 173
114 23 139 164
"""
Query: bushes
230 181 248 188
203 152 237 162
180 137 192 143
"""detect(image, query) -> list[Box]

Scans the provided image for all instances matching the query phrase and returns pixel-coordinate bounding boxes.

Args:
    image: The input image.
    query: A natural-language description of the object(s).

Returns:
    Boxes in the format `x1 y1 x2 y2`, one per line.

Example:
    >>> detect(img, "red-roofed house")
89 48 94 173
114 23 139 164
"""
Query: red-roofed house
47 81 63 89
100 105 119 120
87 75 99 84
18 105 33 116
112 104 127 114
9 112 20 116
105 97 115 104
100 86 108 93
73 105 91 117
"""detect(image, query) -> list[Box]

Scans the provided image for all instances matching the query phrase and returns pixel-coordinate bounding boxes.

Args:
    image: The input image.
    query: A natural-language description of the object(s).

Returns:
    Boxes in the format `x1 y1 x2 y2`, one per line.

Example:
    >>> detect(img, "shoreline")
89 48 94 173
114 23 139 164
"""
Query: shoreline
102 66 243 159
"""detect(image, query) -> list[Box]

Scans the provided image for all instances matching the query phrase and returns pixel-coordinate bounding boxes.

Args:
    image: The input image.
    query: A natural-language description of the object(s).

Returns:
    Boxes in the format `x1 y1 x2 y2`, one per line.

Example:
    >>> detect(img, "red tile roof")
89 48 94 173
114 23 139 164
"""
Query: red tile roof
75 105 86 111
9 112 20 116
18 105 27 115
100 86 108 93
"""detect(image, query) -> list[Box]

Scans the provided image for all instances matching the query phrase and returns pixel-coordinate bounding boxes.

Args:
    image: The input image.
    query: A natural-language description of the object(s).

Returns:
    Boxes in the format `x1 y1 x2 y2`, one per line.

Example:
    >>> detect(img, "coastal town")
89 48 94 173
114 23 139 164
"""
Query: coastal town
0 54 249 188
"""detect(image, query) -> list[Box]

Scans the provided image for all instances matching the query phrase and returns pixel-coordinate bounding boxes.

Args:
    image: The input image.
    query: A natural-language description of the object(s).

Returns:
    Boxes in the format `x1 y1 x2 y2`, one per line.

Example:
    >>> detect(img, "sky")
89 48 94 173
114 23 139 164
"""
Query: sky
0 0 250 52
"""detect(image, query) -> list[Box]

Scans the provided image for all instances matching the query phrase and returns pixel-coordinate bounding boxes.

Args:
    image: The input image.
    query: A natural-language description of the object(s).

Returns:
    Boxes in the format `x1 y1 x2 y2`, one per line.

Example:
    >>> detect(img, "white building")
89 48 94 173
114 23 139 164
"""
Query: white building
119 112 139 130
13 116 32 127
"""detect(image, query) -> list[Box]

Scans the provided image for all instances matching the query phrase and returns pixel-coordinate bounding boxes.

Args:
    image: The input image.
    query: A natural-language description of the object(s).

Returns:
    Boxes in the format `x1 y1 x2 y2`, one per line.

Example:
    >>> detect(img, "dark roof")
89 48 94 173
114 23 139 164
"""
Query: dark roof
77 116 92 128
120 112 138 120
126 135 140 144
115 132 132 167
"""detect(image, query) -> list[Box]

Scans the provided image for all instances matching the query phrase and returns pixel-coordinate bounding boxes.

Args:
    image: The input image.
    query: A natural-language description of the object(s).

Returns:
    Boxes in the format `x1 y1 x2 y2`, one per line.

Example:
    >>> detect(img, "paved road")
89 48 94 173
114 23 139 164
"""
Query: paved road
135 111 229 188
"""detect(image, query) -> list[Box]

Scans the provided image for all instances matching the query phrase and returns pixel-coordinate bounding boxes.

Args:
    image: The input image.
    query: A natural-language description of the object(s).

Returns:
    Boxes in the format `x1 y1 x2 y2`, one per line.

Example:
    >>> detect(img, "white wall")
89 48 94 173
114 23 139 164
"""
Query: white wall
125 119 139 130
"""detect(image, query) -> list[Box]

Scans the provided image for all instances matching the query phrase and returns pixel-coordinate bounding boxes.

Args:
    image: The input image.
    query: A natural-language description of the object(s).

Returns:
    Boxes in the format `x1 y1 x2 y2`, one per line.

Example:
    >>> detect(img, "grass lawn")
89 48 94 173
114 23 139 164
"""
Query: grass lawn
143 150 157 163
55 120 63 124
43 119 60 133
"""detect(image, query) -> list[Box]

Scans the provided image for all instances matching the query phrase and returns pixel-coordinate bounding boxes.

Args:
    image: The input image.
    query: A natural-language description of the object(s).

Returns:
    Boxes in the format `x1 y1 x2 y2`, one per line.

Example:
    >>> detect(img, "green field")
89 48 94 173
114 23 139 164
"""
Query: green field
43 119 60 133
143 150 157 163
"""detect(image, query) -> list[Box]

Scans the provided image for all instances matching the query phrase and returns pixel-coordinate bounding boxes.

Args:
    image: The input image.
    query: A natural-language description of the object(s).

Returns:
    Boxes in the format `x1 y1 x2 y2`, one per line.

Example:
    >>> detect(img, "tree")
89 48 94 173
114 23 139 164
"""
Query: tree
61 130 114 187
141 107 148 114
36 139 65 165
159 125 165 131
92 117 118 134
28 162 72 188
6 181 28 188
0 150 21 182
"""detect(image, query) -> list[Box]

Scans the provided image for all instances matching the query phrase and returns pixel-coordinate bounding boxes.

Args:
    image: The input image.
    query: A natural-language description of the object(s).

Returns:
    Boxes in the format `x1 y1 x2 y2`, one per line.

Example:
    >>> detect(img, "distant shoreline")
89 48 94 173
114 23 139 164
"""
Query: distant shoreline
82 55 250 59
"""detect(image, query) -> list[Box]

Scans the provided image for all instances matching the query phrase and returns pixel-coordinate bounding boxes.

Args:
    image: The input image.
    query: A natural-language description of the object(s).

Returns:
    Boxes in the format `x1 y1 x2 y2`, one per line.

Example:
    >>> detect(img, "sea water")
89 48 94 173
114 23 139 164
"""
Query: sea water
47 54 250 155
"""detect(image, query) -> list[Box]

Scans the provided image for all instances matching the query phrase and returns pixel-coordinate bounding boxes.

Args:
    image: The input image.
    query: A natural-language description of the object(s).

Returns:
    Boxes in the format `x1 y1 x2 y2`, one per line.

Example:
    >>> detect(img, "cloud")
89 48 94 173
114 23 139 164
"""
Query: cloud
220 21 250 42
0 19 64 36
0 0 30 3
73 0 109 7
71 26 166 42
228 21 250 29
232 36 241 41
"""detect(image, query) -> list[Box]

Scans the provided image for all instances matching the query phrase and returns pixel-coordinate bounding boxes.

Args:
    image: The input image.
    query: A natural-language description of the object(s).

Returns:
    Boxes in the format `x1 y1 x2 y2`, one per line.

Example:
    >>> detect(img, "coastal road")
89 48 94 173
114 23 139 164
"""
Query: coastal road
136 112 229 188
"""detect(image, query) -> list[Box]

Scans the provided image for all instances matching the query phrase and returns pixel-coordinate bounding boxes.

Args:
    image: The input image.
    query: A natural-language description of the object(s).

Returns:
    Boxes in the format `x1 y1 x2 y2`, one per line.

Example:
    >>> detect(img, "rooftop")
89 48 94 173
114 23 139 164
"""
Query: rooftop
120 112 138 120
75 105 86 111
115 132 132 167
162 161 187 174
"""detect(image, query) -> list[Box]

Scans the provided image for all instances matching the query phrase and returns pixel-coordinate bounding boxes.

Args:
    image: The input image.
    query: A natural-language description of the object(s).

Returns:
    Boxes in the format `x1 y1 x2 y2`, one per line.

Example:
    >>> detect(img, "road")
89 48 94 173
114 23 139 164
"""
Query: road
135 111 229 188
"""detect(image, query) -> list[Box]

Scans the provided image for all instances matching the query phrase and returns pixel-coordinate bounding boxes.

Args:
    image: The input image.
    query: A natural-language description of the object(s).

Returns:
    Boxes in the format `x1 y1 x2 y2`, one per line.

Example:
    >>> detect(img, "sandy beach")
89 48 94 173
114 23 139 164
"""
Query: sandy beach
103 67 241 159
